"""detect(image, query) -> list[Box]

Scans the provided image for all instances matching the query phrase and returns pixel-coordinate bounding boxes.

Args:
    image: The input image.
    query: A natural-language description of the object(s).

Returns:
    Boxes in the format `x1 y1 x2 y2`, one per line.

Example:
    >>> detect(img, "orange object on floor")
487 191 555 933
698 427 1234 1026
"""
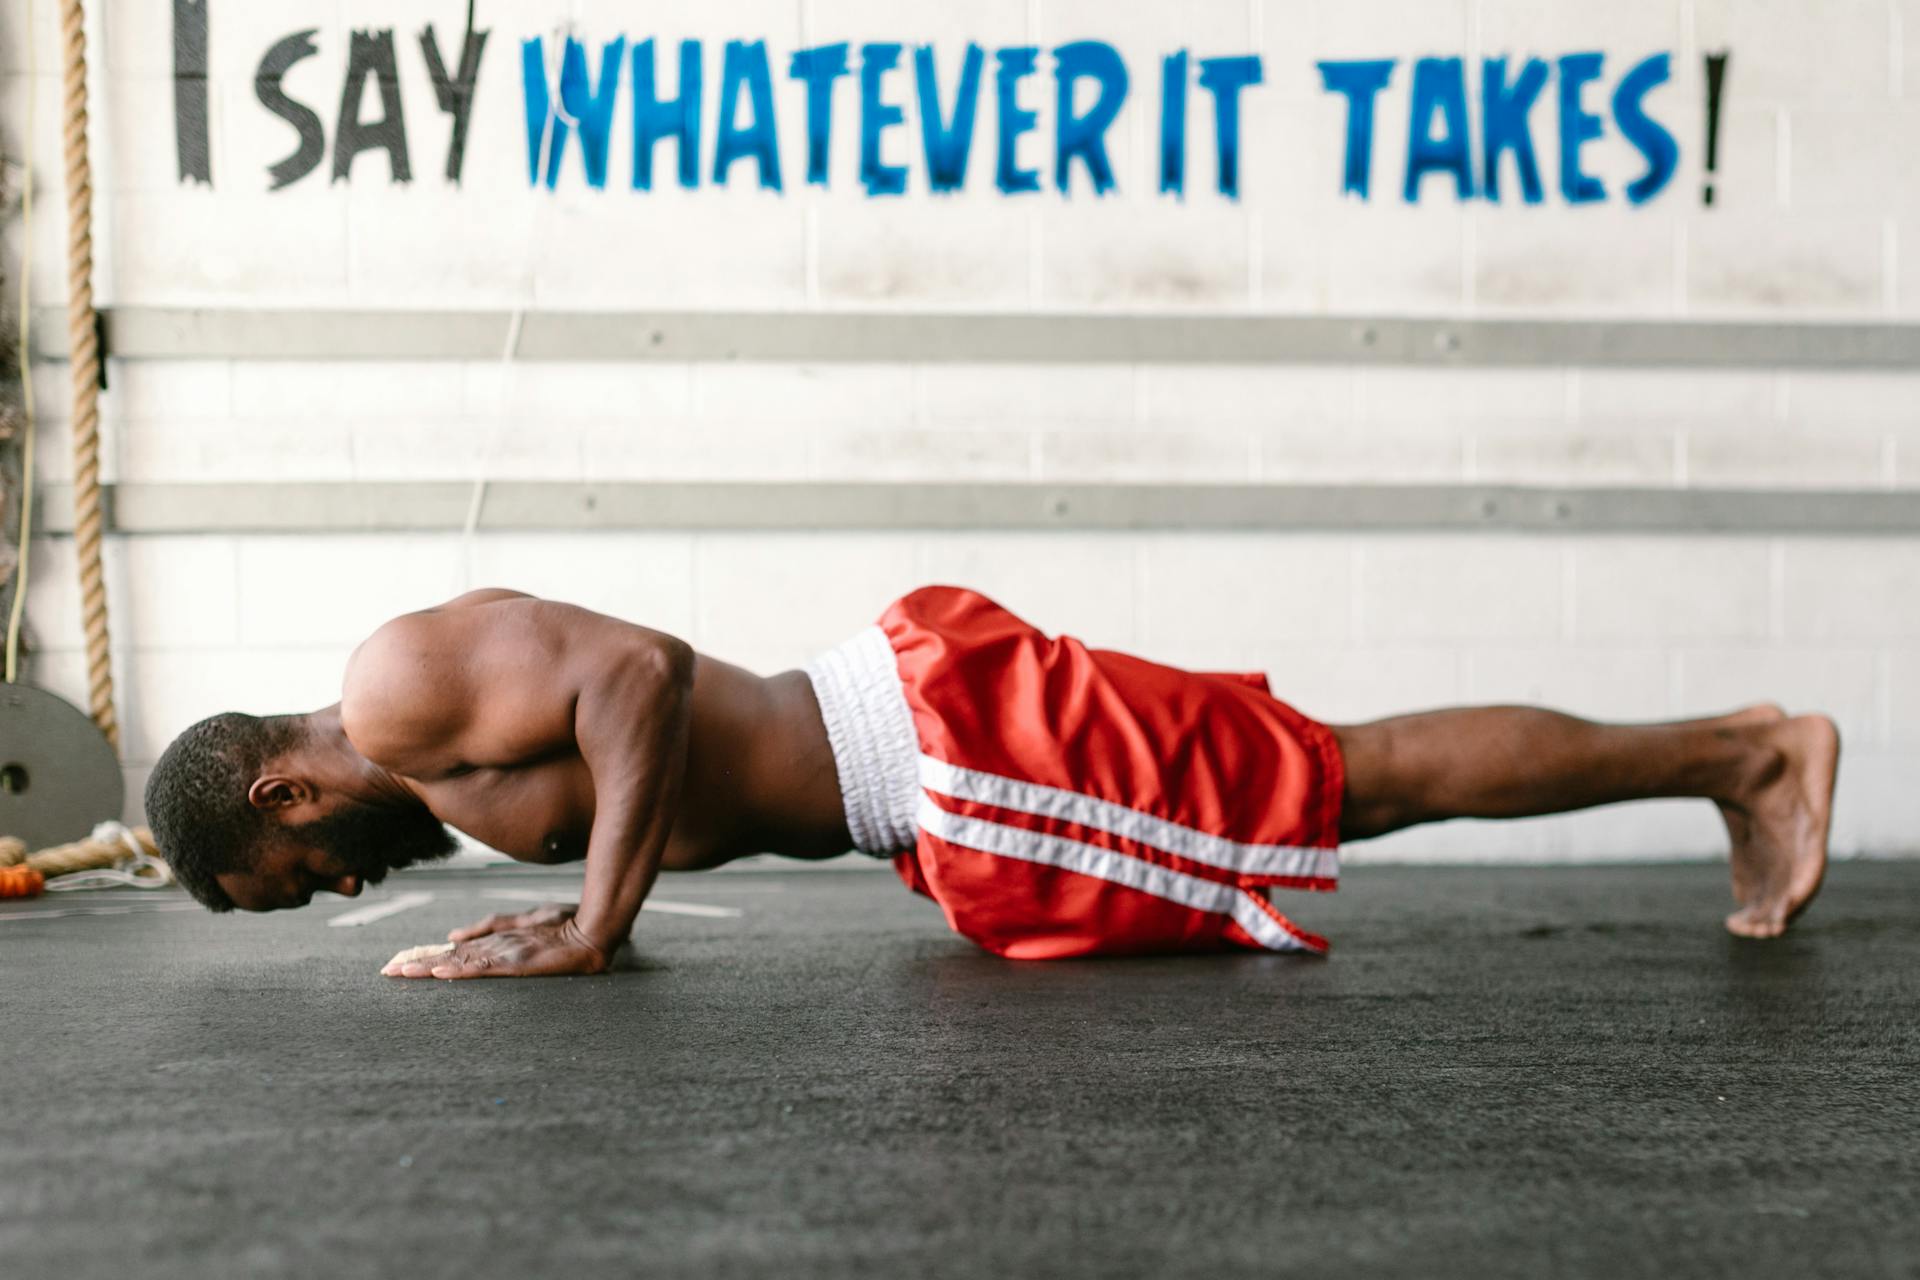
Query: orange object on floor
0 865 47 898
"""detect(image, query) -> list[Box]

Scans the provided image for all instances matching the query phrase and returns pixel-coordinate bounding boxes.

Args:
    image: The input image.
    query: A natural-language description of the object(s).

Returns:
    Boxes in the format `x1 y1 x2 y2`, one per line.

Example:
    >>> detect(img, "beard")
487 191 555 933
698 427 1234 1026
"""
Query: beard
287 801 460 884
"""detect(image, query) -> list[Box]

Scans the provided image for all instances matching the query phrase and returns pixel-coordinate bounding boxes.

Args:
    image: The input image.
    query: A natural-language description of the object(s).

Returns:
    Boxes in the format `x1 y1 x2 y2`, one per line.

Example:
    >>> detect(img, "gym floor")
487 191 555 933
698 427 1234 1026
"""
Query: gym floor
3 861 1916 1280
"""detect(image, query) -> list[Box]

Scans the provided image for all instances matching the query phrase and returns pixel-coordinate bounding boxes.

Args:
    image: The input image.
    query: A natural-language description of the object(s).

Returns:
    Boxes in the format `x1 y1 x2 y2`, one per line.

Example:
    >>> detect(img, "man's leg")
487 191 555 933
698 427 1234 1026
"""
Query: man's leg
1330 704 1840 939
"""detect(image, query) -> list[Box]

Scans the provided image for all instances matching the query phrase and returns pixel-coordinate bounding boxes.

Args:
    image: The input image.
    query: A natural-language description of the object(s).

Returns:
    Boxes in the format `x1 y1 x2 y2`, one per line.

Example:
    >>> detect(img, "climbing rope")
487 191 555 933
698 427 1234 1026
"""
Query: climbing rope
0 821 170 898
40 820 169 890
57 0 118 750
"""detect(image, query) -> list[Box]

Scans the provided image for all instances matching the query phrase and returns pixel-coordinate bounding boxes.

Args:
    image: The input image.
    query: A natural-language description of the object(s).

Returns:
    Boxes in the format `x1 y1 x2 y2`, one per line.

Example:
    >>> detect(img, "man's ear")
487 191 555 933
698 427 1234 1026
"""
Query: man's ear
247 774 313 811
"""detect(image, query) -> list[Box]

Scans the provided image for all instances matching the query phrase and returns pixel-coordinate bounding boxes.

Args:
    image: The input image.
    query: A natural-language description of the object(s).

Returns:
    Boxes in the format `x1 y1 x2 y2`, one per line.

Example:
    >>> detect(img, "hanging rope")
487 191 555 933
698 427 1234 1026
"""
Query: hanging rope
58 0 118 750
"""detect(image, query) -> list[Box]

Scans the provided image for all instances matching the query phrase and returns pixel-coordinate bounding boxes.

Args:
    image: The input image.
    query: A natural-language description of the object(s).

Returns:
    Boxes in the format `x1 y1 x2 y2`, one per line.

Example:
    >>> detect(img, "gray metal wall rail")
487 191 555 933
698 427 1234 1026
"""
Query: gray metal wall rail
32 307 1920 368
29 482 1920 535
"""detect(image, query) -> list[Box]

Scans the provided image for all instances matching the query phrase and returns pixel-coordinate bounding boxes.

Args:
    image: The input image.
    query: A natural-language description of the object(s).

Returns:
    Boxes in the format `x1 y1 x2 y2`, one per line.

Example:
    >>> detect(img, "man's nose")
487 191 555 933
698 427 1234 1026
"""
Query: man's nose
329 875 363 898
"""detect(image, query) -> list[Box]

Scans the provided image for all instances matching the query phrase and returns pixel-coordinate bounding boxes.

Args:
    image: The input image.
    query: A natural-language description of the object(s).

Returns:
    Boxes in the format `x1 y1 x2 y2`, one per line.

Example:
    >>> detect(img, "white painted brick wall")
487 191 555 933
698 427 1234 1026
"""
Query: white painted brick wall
465 534 698 637
916 531 1140 647
1461 646 1672 721
1358 538 1566 642
816 192 1036 308
1674 646 1885 749
1693 0 1895 105
232 536 467 647
1687 214 1888 315
692 532 921 673
1473 209 1680 315
1888 650 1920 749
808 423 1033 482
1570 539 1773 642
1037 425 1253 481
1780 540 1920 641
1136 534 1354 668
49 356 1898 492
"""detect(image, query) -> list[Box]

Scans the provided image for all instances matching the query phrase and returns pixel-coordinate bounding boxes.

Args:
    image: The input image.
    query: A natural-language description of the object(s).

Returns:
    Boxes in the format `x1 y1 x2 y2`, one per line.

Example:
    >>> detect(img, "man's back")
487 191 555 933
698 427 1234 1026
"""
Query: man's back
341 589 850 871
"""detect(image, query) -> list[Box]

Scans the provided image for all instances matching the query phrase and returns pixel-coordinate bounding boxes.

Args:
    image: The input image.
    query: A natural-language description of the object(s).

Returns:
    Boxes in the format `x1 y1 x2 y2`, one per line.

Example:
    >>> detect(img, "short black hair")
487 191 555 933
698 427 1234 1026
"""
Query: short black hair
145 712 308 912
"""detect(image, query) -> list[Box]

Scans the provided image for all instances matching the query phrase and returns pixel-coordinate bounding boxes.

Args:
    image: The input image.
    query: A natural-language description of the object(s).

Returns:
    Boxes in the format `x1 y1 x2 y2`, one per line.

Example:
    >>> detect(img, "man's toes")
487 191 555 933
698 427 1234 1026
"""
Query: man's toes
1725 907 1785 939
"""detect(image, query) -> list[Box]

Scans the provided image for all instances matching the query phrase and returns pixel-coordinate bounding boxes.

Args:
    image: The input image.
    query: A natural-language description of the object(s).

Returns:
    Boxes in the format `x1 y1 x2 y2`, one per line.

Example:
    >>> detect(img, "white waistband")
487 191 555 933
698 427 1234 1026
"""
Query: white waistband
803 626 921 856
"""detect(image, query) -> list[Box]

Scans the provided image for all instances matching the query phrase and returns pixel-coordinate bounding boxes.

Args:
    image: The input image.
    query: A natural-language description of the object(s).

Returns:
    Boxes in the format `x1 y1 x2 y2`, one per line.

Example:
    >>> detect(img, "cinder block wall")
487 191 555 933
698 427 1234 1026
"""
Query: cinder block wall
6 1 1918 859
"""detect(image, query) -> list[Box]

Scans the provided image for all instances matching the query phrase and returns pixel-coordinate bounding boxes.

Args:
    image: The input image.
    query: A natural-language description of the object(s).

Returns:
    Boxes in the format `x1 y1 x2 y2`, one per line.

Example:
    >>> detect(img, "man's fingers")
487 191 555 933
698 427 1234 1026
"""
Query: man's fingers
381 942 453 976
430 948 494 979
384 960 439 979
444 904 580 945
383 939 486 979
448 913 511 942
446 915 502 941
386 953 485 980
385 946 471 979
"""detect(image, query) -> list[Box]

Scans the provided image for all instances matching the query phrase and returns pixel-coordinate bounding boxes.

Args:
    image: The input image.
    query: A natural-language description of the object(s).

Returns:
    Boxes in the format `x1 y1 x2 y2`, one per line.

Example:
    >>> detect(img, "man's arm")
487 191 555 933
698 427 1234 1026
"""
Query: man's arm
341 594 694 977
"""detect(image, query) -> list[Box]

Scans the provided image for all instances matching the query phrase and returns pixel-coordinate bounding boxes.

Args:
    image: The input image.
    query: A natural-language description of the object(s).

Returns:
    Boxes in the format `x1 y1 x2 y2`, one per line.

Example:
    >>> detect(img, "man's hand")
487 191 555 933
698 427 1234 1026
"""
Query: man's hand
381 915 609 979
447 901 579 943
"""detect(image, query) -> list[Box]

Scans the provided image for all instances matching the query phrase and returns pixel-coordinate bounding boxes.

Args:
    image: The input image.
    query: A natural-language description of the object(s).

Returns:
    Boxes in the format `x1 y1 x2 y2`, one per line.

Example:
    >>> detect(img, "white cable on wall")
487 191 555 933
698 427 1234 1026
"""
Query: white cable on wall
455 16 575 597
458 304 525 586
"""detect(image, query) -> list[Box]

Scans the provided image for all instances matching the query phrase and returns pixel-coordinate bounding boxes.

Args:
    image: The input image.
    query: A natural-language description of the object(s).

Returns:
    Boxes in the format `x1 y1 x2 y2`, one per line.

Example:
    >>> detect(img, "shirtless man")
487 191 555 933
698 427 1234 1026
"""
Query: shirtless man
144 585 1840 979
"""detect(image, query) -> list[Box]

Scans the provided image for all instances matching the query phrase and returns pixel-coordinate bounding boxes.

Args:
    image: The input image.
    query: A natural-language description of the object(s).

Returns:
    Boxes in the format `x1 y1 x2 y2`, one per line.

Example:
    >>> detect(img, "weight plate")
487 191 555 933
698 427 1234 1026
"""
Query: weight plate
0 684 123 849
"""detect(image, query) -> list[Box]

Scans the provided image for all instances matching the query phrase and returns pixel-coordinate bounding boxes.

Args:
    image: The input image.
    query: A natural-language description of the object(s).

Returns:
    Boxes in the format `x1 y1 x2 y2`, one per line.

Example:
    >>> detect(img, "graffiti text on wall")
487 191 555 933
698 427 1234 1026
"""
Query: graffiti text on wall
173 5 1731 207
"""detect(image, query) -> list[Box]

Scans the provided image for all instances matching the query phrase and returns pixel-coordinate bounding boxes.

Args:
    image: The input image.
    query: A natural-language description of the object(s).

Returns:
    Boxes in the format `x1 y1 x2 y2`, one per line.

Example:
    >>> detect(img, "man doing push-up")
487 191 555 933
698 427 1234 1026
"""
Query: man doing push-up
144 585 1840 977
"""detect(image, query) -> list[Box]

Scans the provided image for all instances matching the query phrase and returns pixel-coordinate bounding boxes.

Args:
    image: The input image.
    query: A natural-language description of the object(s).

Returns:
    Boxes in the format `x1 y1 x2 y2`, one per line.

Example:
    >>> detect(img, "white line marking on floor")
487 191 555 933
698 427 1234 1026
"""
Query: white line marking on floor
641 900 744 919
478 889 574 902
0 902 201 924
478 888 742 918
327 891 436 928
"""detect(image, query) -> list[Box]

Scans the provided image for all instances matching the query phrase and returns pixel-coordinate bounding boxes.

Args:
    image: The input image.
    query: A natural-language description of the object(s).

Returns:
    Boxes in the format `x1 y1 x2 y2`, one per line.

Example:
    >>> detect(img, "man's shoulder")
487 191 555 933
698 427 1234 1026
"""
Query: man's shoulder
339 611 463 768
341 590 536 701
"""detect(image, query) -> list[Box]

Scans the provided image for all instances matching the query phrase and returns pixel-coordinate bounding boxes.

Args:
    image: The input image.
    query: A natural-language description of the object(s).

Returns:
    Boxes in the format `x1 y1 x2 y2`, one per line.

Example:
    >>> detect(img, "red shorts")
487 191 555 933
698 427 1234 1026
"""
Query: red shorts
804 586 1345 960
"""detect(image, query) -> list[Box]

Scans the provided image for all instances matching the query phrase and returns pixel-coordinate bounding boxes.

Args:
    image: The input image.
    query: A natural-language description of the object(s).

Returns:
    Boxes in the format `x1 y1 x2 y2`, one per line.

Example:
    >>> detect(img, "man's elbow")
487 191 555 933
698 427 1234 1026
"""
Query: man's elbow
579 635 696 757
633 633 696 700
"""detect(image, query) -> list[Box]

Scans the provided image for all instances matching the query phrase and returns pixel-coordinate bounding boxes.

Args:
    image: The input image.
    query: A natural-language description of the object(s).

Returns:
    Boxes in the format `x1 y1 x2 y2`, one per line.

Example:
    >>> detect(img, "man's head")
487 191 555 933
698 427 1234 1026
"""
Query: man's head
145 712 459 912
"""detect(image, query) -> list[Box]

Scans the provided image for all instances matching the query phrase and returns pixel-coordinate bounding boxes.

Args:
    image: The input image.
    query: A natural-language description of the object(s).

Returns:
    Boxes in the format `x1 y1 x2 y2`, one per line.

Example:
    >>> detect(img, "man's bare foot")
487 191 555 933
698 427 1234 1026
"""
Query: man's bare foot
1719 702 1787 729
1720 713 1840 939
1711 704 1787 880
